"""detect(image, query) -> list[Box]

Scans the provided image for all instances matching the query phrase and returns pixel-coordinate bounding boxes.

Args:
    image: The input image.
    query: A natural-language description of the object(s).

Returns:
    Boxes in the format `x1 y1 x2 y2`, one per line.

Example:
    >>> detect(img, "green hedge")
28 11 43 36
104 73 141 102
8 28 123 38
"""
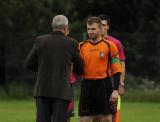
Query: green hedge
0 74 160 102
0 81 33 100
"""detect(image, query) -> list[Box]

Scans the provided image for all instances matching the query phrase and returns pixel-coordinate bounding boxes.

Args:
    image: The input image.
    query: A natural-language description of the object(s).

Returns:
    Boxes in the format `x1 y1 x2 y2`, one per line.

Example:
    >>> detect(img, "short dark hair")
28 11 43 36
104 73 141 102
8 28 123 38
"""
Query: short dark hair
87 16 102 27
98 14 110 25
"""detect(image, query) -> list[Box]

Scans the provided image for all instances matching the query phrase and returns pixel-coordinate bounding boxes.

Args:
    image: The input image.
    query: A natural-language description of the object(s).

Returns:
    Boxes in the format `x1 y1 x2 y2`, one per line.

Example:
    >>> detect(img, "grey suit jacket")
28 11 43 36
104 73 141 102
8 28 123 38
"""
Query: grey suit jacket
25 31 84 101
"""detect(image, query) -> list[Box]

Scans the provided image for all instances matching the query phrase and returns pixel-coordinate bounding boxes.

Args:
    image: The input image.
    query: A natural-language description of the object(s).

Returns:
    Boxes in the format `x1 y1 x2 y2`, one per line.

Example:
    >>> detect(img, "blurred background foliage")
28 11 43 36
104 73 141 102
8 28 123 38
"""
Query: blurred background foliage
0 0 160 101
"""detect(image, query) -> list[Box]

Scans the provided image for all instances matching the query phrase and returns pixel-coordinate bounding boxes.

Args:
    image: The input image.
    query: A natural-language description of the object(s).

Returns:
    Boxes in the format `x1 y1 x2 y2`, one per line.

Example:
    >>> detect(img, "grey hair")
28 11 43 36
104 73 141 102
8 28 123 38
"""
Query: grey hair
52 15 68 30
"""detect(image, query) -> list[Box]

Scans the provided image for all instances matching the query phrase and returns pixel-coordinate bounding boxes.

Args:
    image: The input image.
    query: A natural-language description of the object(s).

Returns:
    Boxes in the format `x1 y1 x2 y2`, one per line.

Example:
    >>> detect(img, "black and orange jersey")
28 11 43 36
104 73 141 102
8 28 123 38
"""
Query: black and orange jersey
79 38 122 79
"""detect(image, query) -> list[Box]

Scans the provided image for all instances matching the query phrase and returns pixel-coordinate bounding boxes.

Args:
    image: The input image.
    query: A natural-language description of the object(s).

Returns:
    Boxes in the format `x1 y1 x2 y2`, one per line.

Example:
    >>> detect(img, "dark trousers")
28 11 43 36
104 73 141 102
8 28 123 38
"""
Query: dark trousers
36 97 69 122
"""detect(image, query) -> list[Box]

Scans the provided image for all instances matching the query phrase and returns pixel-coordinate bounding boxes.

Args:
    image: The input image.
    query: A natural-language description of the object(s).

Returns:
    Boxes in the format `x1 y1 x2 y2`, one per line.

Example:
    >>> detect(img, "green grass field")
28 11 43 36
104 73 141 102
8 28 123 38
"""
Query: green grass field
0 100 160 122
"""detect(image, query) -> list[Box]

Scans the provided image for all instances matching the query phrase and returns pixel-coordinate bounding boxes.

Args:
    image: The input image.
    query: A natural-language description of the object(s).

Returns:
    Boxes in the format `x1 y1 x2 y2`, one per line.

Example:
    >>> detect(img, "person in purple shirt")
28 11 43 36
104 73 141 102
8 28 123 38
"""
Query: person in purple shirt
92 14 126 122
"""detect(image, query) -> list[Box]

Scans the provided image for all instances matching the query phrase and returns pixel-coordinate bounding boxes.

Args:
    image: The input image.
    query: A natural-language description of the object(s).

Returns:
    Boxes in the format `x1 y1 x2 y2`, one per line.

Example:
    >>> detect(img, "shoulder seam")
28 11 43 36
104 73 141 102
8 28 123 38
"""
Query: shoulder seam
79 40 88 49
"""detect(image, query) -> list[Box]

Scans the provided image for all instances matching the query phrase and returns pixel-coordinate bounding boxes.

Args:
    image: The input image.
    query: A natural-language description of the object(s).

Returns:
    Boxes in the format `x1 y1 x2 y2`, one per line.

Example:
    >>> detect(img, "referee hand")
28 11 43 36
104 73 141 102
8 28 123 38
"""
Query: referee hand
110 90 119 103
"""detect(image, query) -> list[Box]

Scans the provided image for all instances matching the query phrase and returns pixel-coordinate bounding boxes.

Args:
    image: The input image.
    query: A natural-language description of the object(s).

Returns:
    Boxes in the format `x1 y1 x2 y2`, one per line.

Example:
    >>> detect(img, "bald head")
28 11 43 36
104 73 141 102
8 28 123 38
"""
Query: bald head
52 15 68 30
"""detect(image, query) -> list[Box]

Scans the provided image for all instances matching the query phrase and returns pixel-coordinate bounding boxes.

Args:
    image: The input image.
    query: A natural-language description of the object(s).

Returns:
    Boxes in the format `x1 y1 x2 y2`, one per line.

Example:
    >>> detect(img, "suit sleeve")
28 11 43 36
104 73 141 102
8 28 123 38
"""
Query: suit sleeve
72 41 84 75
24 39 38 72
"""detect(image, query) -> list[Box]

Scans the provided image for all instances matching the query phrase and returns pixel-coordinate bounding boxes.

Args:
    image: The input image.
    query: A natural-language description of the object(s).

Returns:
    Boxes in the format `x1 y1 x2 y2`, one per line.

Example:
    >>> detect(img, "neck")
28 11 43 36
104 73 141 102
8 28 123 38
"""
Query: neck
90 36 102 43
53 29 67 36
102 32 108 38
53 29 64 32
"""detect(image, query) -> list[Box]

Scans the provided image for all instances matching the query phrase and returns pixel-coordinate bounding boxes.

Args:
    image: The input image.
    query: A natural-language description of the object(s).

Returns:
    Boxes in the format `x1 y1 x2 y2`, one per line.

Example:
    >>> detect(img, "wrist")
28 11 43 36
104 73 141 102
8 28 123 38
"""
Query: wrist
113 90 118 92
119 81 124 87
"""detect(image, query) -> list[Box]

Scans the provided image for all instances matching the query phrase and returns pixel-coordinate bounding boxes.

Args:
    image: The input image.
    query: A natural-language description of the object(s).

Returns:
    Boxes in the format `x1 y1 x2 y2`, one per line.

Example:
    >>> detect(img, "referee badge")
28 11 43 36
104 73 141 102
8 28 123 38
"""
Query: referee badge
100 51 105 58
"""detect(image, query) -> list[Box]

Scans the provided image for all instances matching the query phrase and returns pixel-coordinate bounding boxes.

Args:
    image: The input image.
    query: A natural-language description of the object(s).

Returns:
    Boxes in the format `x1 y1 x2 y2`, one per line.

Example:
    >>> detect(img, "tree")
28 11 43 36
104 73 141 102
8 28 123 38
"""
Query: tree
0 0 160 87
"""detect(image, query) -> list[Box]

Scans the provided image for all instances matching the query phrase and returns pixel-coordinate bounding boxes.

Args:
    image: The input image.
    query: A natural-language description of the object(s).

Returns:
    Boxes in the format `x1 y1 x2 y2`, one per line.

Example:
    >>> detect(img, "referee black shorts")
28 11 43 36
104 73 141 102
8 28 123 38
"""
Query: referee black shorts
78 78 114 116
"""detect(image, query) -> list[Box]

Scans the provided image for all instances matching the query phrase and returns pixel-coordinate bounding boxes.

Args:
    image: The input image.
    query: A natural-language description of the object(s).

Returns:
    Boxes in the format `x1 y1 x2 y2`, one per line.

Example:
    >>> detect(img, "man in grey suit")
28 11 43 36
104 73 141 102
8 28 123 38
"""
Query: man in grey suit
25 15 84 122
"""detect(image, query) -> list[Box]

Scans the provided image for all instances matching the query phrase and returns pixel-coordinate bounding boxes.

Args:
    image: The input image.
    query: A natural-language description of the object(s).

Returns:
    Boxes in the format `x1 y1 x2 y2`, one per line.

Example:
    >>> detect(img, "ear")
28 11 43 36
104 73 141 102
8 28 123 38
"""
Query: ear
107 25 110 31
66 26 69 36
64 26 69 36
